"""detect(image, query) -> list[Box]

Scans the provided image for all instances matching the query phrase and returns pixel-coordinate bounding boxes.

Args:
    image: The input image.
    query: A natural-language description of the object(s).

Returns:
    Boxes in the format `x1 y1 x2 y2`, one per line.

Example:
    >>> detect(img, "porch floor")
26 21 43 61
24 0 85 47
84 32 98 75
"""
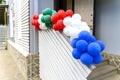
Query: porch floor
0 50 25 80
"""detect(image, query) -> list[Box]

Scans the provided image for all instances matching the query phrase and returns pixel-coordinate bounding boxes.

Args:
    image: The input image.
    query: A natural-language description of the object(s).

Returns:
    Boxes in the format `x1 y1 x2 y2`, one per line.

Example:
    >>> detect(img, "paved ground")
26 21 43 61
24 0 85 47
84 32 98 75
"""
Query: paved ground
0 50 25 80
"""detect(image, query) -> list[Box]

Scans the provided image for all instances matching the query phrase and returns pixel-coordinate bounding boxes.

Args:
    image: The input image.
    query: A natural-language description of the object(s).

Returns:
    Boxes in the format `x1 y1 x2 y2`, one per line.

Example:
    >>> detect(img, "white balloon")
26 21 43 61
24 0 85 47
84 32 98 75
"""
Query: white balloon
39 14 43 19
81 21 88 27
79 26 90 33
38 19 41 24
71 19 81 28
72 14 82 21
69 28 80 37
63 26 73 36
66 25 72 27
38 14 43 24
40 22 47 30
63 17 72 26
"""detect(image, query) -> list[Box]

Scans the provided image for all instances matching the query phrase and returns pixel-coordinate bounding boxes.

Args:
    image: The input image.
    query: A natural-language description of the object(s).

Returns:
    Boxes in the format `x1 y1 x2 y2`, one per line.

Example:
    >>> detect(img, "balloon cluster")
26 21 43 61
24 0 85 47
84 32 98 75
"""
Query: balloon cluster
71 31 105 65
63 14 90 41
31 14 40 30
32 8 57 30
40 8 57 29
31 8 105 66
51 9 73 31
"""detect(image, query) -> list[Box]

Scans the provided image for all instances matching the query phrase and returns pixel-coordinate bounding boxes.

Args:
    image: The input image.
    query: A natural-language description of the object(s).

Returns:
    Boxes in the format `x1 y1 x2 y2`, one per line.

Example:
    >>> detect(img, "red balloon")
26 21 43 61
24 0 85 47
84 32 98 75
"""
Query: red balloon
57 10 66 20
32 19 35 26
53 24 59 31
58 10 65 14
66 10 73 17
35 24 40 30
51 14 59 23
34 20 39 26
33 14 39 20
34 20 40 30
56 20 65 30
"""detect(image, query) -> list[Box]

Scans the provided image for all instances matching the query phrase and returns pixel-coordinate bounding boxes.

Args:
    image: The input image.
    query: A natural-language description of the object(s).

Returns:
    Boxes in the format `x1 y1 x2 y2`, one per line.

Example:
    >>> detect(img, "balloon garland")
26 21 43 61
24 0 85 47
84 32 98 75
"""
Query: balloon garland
31 8 105 66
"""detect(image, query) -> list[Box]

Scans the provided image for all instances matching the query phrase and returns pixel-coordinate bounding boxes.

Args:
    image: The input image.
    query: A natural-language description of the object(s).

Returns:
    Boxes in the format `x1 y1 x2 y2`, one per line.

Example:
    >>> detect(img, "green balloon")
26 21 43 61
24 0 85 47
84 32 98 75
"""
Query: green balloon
41 16 45 23
44 15 51 23
43 8 52 15
52 10 57 15
45 23 52 28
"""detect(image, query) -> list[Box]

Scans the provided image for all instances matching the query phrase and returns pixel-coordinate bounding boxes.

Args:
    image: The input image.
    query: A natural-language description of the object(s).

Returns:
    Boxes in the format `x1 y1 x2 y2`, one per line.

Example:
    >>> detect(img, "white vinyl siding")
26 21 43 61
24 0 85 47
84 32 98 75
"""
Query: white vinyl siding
9 5 14 38
14 0 30 54
39 30 91 80
18 0 22 39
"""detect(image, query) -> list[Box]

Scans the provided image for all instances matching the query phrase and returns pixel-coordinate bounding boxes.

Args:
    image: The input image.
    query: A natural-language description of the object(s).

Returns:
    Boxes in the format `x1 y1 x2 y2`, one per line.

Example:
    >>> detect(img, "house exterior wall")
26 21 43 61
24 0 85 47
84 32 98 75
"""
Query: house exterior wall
14 0 30 54
7 41 39 80
38 0 54 13
6 0 39 80
7 42 28 80
95 0 120 55
6 0 95 80
7 0 30 56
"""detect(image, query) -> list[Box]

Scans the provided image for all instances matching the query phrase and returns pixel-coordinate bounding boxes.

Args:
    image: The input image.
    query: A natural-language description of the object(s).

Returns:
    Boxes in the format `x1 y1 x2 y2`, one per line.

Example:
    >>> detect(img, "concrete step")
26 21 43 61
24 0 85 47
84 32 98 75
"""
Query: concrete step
103 74 120 80
95 58 109 67
87 65 117 80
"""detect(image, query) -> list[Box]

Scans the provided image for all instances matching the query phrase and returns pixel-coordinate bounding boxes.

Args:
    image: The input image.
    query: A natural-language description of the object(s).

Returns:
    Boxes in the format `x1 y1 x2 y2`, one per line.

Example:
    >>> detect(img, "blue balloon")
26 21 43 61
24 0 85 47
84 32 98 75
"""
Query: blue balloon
88 35 96 44
96 40 105 52
72 48 81 59
93 55 103 64
71 38 79 48
76 40 88 52
80 53 93 65
78 31 91 42
87 42 101 57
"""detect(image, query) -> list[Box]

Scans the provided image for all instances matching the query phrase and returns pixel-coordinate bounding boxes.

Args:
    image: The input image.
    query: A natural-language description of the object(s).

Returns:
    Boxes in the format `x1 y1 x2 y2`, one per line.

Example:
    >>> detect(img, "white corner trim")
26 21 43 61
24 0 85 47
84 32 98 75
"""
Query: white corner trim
8 40 29 57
